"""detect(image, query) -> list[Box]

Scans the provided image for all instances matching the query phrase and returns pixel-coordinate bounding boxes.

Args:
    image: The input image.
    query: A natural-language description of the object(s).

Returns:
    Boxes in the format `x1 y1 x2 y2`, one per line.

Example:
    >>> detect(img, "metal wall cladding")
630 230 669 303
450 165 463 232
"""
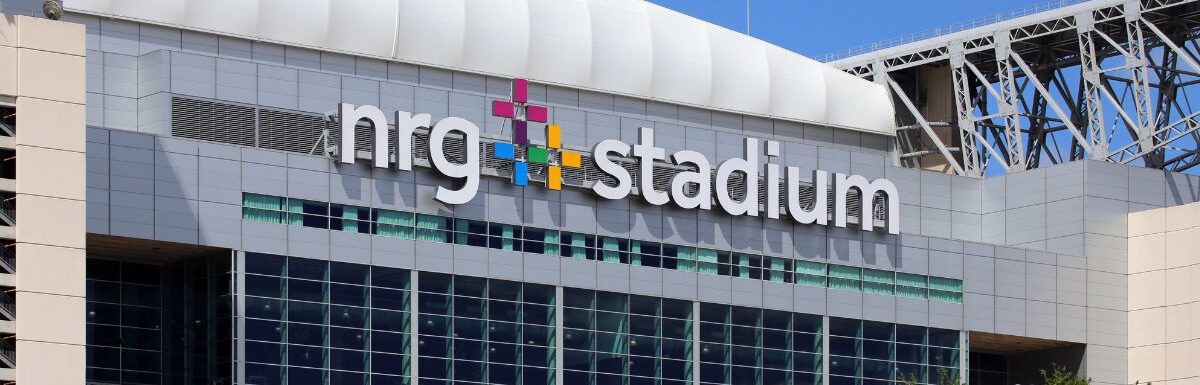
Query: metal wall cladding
64 0 895 135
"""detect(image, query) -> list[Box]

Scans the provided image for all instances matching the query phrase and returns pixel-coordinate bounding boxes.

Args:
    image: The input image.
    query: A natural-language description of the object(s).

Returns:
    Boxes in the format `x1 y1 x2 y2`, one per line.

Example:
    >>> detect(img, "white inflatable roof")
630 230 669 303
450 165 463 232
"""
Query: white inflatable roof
65 0 896 135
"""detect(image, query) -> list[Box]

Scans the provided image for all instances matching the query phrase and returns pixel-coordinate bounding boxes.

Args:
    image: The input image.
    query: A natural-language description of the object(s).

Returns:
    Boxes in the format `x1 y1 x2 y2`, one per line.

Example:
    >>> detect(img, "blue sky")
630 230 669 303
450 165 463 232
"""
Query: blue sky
647 0 1055 60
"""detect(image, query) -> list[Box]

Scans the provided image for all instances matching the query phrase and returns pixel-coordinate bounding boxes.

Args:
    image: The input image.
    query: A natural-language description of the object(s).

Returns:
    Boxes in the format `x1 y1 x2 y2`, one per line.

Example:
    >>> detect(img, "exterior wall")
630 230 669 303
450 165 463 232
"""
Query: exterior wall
1128 202 1200 384
57 9 1200 385
1 14 88 385
85 127 1089 357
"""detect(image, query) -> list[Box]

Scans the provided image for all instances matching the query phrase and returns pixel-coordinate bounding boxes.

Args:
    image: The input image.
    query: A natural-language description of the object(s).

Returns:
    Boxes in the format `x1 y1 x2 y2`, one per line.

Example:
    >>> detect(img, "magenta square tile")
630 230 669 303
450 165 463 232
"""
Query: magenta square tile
526 105 547 123
513 78 528 103
492 100 515 118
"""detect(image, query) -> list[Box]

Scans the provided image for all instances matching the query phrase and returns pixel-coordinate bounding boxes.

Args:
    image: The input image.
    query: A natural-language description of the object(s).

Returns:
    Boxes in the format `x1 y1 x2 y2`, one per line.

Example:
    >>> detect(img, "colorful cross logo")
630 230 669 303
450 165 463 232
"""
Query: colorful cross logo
492 78 582 190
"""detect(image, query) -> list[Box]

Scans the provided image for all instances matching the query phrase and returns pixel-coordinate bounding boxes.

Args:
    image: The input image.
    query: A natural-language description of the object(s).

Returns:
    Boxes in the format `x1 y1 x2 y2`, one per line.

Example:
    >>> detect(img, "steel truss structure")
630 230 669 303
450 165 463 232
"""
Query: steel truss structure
833 0 1200 176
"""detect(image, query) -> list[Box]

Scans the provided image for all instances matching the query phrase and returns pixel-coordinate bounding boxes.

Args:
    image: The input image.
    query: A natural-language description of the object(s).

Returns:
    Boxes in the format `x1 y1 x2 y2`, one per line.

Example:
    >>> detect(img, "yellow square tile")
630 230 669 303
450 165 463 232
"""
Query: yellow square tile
547 124 562 149
548 166 562 190
561 151 581 168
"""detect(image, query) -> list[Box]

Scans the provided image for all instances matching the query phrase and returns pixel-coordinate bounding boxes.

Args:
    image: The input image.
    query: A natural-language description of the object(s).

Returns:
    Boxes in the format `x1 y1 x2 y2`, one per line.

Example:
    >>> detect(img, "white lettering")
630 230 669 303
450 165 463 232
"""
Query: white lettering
833 173 900 235
428 117 480 205
592 140 633 200
714 138 759 216
633 127 669 206
338 103 389 167
669 150 712 210
394 111 431 171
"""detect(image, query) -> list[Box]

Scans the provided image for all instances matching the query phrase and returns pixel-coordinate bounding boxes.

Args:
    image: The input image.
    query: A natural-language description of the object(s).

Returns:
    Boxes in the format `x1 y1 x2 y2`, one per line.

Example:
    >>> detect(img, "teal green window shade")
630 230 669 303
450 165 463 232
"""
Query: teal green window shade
287 198 329 228
928 277 964 303
629 241 651 266
672 246 697 272
766 257 790 283
376 209 415 239
242 193 286 224
415 214 451 243
541 230 560 256
862 269 896 295
731 253 756 279
562 232 590 259
794 260 827 287
453 219 487 247
697 248 720 275
599 236 624 263
896 273 928 299
336 204 372 234
490 223 519 251
827 265 862 291
240 193 970 304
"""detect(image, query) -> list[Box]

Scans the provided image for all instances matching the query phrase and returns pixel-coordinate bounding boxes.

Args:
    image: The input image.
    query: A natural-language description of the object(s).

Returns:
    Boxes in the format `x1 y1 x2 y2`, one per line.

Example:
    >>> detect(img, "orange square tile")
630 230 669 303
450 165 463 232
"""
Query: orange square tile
547 124 562 149
548 166 562 190
561 151 581 168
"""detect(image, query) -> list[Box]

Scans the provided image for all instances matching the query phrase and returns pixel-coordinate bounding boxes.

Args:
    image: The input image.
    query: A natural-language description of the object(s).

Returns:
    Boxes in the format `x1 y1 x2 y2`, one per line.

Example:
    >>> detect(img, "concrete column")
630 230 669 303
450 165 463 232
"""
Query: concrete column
5 14 87 385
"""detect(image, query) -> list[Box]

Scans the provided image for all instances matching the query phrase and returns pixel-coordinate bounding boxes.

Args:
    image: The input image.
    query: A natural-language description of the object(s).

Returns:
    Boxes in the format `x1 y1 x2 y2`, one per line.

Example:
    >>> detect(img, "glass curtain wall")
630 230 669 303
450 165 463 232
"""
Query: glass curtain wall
828 317 960 385
86 256 233 385
234 252 971 385
241 253 412 385
86 260 166 384
562 288 693 385
698 304 823 385
415 272 556 385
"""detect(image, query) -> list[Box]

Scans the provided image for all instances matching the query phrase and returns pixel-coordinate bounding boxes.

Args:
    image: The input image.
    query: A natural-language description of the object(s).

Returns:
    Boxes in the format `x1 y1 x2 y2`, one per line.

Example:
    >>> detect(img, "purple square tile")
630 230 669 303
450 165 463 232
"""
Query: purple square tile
514 121 529 145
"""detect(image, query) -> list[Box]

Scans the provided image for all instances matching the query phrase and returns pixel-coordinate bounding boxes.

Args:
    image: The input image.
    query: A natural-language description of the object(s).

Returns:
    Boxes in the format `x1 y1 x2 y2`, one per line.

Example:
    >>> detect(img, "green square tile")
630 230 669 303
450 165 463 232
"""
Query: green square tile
528 147 549 164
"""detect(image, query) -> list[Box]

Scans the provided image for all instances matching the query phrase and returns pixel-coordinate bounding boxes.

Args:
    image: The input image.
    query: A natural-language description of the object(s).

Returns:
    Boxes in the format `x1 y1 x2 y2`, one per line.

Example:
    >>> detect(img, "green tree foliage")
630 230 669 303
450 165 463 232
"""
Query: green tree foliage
1041 363 1091 385
898 366 962 385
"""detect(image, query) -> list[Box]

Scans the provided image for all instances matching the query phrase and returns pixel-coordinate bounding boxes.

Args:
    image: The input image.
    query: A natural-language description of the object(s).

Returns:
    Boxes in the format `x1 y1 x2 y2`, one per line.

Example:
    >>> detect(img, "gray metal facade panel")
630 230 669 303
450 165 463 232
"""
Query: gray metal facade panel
73 16 1194 364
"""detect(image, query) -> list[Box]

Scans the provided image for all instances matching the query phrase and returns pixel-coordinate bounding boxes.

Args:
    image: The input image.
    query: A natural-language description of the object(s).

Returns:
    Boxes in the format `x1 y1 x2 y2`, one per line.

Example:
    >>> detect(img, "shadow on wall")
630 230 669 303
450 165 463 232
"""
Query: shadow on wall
0 0 43 17
1166 172 1200 206
1007 344 1086 385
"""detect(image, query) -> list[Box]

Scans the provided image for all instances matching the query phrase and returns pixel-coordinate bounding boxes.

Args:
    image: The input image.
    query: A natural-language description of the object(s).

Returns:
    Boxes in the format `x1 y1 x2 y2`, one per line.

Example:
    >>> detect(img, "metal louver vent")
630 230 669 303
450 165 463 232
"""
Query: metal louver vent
258 109 323 154
727 172 747 202
215 103 256 147
562 152 590 186
651 165 674 193
442 135 467 164
412 131 430 161
170 97 216 142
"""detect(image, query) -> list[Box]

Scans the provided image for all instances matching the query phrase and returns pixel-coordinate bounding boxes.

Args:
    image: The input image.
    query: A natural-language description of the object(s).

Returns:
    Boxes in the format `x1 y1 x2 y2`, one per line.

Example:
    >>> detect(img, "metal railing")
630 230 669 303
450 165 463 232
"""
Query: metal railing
0 196 14 227
0 336 15 368
0 106 13 137
818 0 1089 62
0 245 14 275
0 290 14 322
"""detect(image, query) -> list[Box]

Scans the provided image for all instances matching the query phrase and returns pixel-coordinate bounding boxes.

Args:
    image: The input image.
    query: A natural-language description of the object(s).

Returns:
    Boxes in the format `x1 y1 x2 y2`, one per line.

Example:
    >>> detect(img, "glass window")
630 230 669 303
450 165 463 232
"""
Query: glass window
828 265 862 291
242 193 287 224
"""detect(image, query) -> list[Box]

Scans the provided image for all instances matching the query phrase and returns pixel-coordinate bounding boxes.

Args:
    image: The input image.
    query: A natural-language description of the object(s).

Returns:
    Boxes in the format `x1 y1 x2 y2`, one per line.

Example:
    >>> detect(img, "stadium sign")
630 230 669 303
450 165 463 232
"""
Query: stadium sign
337 79 899 235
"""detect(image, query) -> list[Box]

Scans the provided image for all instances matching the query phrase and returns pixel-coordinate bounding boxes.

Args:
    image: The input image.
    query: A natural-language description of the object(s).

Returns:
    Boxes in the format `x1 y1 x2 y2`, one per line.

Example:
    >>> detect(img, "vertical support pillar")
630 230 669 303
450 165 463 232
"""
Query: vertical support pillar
692 301 701 385
949 41 981 177
1076 11 1109 159
9 15 89 384
959 330 969 384
822 316 830 385
1124 0 1159 166
235 251 246 385
993 31 1027 170
871 61 904 168
410 271 420 383
556 286 565 385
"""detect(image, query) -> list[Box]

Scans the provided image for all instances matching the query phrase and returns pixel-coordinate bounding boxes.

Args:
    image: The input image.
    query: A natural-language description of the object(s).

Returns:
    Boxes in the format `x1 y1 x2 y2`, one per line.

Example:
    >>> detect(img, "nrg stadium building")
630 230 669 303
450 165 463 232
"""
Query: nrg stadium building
0 0 1198 384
